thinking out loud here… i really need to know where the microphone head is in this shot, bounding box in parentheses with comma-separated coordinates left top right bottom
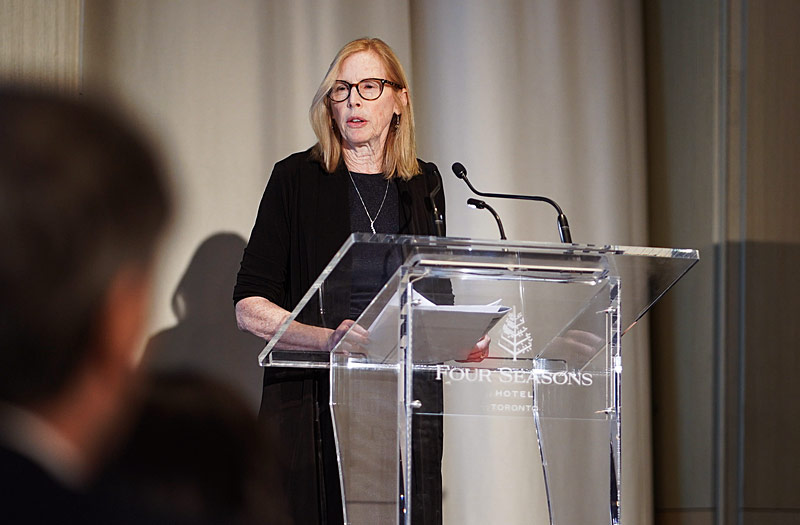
(451, 162, 467, 180)
(467, 198, 485, 210)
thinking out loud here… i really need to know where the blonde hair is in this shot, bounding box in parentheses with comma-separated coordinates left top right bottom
(309, 38, 420, 180)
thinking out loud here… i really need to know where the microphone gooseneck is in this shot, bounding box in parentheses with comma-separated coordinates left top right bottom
(467, 198, 506, 240)
(428, 168, 445, 237)
(451, 162, 573, 243)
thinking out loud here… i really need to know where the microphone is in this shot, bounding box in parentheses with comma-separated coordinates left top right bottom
(452, 162, 573, 243)
(467, 198, 506, 240)
(428, 167, 445, 237)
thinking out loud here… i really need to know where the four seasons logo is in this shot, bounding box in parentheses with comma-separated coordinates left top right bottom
(434, 305, 595, 389)
(497, 306, 532, 360)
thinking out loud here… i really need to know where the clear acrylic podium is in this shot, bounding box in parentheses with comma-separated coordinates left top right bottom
(258, 234, 698, 524)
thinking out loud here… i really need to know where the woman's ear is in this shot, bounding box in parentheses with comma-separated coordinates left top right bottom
(395, 89, 409, 112)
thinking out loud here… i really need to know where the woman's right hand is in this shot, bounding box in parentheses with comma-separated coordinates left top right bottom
(324, 319, 370, 353)
(236, 297, 368, 353)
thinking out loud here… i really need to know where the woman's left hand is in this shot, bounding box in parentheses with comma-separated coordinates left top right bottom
(456, 334, 491, 363)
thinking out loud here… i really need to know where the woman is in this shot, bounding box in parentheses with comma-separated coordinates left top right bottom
(234, 38, 485, 524)
(234, 37, 442, 350)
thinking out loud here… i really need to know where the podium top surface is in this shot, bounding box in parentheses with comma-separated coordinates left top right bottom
(258, 234, 698, 367)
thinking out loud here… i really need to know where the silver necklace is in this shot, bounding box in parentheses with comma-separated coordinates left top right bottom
(348, 170, 390, 234)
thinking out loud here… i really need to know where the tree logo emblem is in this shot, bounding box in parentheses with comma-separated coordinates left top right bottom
(497, 306, 533, 360)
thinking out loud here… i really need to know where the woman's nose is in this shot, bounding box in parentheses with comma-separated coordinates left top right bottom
(347, 87, 362, 107)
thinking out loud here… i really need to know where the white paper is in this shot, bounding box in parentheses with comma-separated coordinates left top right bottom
(364, 290, 510, 364)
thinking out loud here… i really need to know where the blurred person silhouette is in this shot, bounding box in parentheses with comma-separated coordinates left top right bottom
(0, 86, 171, 523)
(97, 370, 290, 524)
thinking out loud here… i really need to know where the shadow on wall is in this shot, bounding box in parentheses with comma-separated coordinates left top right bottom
(145, 232, 264, 415)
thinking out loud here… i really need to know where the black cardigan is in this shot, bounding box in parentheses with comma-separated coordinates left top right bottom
(233, 149, 447, 524)
(233, 148, 445, 313)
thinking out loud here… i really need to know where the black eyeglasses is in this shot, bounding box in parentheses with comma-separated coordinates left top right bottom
(327, 78, 402, 102)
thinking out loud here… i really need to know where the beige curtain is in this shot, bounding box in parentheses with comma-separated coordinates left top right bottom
(79, 0, 650, 522)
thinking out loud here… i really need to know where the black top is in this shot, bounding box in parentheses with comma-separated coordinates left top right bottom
(347, 171, 399, 234)
(347, 172, 400, 317)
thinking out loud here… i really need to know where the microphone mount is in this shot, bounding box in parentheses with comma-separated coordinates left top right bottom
(428, 168, 445, 237)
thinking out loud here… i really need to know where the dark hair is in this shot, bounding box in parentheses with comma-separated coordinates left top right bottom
(0, 86, 171, 404)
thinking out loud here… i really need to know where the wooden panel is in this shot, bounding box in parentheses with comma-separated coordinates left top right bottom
(647, 0, 800, 521)
(724, 0, 746, 244)
(0, 0, 82, 91)
(643, 0, 718, 511)
(743, 511, 800, 525)
(655, 509, 714, 525)
(737, 0, 800, 513)
(721, 241, 744, 521)
(742, 242, 800, 508)
(745, 0, 800, 243)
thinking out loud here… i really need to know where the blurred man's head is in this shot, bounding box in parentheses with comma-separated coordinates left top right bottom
(0, 86, 171, 462)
